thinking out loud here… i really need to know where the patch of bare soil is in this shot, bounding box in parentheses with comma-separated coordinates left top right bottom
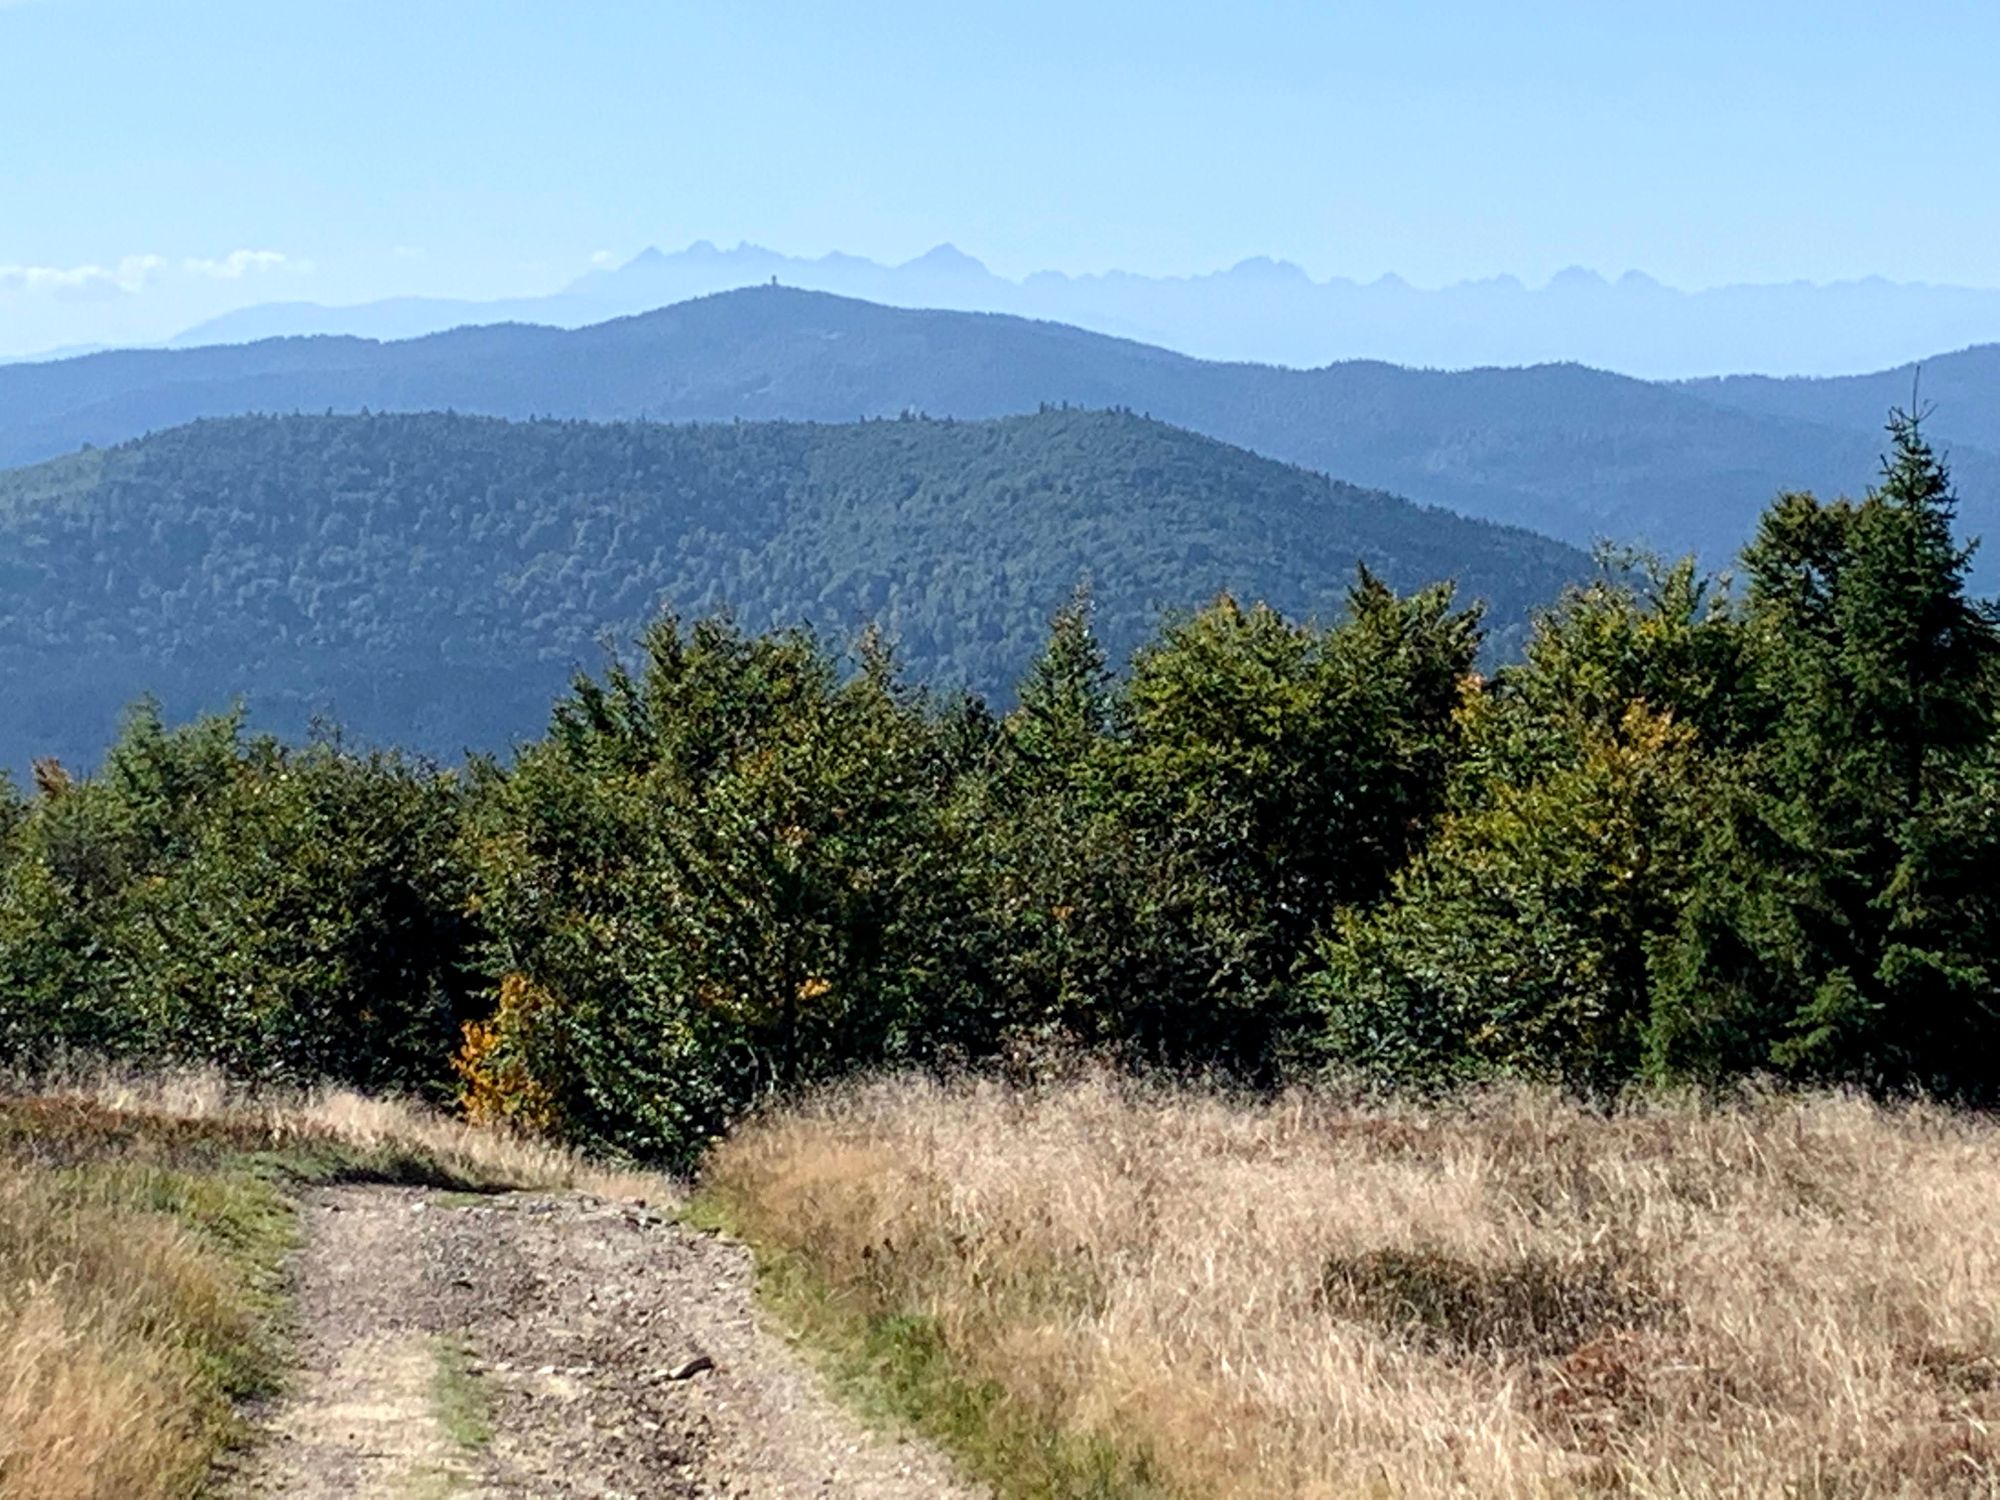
(230, 1183, 982, 1498)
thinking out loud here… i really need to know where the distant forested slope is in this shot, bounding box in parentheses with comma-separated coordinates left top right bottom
(5, 287, 1990, 579)
(0, 407, 1588, 769)
(1682, 343, 2000, 455)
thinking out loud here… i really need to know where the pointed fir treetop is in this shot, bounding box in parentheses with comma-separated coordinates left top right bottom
(1010, 583, 1111, 773)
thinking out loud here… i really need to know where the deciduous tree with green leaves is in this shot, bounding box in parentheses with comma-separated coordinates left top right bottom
(464, 614, 998, 1162)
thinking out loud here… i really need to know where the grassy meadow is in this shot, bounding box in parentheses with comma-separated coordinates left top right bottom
(8, 1067, 1999, 1498)
(705, 1074, 2000, 1499)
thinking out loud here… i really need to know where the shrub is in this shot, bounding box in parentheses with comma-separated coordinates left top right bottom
(463, 615, 999, 1163)
(0, 705, 478, 1095)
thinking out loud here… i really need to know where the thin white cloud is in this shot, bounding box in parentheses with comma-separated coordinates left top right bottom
(0, 254, 164, 295)
(0, 249, 306, 299)
(589, 249, 619, 269)
(183, 248, 303, 279)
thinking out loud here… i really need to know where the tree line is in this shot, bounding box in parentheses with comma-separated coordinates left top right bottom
(3, 412, 1994, 1165)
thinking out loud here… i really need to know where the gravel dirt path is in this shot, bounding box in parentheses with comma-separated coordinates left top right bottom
(230, 1183, 983, 1498)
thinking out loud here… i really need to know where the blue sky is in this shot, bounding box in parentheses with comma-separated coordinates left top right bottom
(4, 0, 1999, 354)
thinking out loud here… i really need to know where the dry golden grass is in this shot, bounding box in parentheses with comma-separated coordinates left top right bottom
(69, 1065, 659, 1202)
(0, 1068, 662, 1498)
(0, 1173, 237, 1499)
(709, 1072, 2000, 1498)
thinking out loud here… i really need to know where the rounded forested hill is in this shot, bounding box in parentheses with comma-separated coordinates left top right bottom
(0, 407, 1588, 769)
(13, 286, 1993, 583)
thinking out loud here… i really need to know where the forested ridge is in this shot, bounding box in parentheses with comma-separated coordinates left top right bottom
(7, 285, 1998, 577)
(4, 411, 1995, 1167)
(1682, 343, 2000, 452)
(0, 405, 1586, 769)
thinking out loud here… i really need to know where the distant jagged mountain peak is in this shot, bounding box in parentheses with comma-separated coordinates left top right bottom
(1221, 255, 1313, 284)
(610, 239, 777, 272)
(899, 243, 991, 276)
(151, 239, 2000, 377)
(1548, 266, 1610, 292)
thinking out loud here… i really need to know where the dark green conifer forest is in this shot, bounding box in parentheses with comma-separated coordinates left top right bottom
(3, 413, 1995, 1165)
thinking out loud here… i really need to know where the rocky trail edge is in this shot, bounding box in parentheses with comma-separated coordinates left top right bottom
(226, 1182, 984, 1498)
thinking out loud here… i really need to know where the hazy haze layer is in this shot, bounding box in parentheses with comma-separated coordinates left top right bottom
(165, 243, 2000, 380)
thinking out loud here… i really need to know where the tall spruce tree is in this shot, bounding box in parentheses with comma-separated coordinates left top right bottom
(1007, 585, 1112, 785)
(1655, 412, 2000, 1092)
